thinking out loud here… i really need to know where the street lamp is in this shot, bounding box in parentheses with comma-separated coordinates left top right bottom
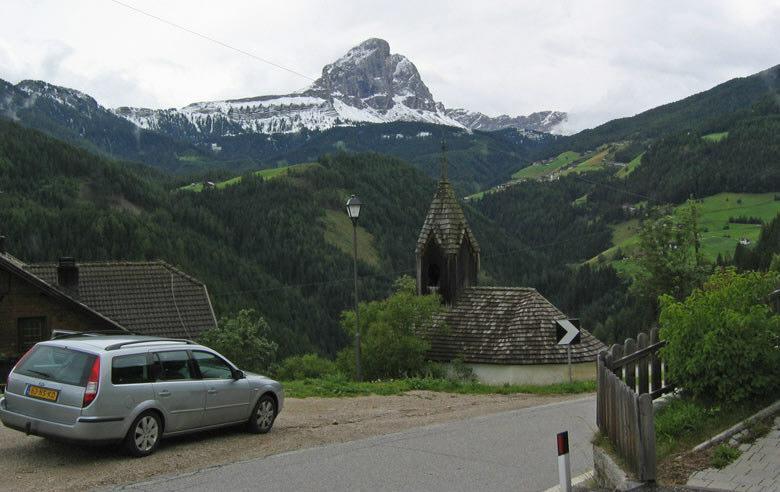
(346, 195, 363, 381)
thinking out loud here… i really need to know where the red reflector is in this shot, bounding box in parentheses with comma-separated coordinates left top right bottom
(557, 431, 569, 456)
(83, 357, 100, 407)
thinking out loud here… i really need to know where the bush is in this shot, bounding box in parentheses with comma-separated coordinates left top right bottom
(274, 353, 337, 380)
(659, 269, 780, 404)
(339, 276, 442, 380)
(199, 309, 278, 373)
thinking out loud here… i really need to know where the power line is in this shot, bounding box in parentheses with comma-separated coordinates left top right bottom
(107, 0, 317, 82)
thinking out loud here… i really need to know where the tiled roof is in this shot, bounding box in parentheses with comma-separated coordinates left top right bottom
(423, 286, 606, 365)
(26, 261, 217, 339)
(415, 179, 480, 256)
(0, 253, 126, 332)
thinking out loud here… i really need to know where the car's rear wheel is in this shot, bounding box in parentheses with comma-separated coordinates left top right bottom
(247, 394, 276, 434)
(125, 411, 162, 457)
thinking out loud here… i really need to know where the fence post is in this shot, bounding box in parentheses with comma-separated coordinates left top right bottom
(636, 332, 649, 395)
(609, 344, 624, 379)
(638, 393, 656, 481)
(624, 338, 637, 392)
(650, 328, 662, 394)
(596, 351, 604, 432)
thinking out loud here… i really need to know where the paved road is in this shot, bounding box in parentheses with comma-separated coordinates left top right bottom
(121, 395, 596, 492)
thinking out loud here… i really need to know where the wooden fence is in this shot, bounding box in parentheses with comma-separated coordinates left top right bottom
(596, 328, 674, 482)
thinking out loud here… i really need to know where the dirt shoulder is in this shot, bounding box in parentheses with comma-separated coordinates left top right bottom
(0, 391, 585, 491)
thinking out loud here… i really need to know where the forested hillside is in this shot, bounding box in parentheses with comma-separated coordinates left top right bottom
(0, 120, 614, 358)
(535, 64, 779, 159)
(0, 78, 554, 194)
(471, 94, 780, 343)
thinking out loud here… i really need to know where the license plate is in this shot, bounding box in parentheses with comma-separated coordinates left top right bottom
(27, 385, 59, 402)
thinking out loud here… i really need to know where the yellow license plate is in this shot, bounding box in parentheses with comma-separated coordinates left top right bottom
(27, 385, 59, 402)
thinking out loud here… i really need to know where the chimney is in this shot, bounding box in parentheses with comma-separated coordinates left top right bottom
(57, 257, 79, 297)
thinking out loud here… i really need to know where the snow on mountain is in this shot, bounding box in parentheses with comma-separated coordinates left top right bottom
(443, 107, 567, 133)
(112, 38, 566, 137)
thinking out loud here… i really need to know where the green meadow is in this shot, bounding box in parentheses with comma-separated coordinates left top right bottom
(181, 162, 319, 192)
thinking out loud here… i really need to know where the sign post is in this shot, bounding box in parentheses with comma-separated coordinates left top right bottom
(555, 319, 581, 384)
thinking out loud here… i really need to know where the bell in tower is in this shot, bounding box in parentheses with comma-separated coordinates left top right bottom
(415, 143, 480, 304)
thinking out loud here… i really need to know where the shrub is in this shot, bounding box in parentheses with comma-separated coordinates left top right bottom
(659, 269, 780, 404)
(339, 276, 442, 380)
(449, 357, 476, 382)
(711, 444, 741, 469)
(274, 353, 337, 380)
(199, 309, 278, 373)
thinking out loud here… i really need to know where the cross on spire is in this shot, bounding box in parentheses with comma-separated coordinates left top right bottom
(439, 140, 448, 181)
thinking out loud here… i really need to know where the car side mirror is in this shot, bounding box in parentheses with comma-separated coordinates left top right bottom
(233, 369, 245, 380)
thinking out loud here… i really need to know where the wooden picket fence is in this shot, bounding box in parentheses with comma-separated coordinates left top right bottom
(596, 328, 674, 482)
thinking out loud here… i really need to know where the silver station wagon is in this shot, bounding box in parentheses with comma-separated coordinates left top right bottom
(0, 335, 284, 456)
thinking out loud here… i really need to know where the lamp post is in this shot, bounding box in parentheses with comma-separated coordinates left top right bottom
(346, 195, 363, 381)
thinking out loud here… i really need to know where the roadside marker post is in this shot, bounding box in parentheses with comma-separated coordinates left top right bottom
(557, 431, 572, 492)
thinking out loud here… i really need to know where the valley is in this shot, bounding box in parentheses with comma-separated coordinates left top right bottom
(0, 41, 778, 357)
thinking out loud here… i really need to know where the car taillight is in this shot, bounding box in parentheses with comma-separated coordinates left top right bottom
(83, 357, 100, 407)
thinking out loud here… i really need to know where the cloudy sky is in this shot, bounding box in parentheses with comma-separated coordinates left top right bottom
(1, 0, 778, 131)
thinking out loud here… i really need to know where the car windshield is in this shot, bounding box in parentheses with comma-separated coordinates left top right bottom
(14, 345, 95, 387)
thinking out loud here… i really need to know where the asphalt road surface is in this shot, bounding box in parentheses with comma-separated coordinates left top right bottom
(121, 395, 596, 492)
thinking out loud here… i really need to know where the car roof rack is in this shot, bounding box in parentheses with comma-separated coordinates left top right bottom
(51, 330, 132, 340)
(105, 338, 196, 351)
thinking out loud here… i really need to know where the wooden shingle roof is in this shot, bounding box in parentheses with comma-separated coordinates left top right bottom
(26, 261, 217, 339)
(415, 179, 480, 256)
(424, 286, 606, 365)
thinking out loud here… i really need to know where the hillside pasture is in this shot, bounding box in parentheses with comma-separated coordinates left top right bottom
(702, 131, 729, 142)
(181, 162, 319, 192)
(561, 149, 609, 176)
(321, 209, 381, 268)
(511, 150, 580, 180)
(589, 192, 780, 274)
(616, 152, 644, 178)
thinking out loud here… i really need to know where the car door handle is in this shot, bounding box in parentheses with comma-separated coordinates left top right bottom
(207, 389, 217, 394)
(158, 390, 171, 397)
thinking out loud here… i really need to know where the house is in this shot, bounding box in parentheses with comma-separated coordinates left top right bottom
(0, 240, 217, 381)
(415, 155, 606, 385)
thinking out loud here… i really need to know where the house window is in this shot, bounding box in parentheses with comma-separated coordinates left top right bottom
(17, 317, 47, 353)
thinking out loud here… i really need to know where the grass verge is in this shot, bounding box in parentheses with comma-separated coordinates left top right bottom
(655, 396, 770, 461)
(282, 376, 596, 399)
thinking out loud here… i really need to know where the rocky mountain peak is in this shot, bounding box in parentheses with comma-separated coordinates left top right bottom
(307, 38, 436, 113)
(109, 38, 566, 135)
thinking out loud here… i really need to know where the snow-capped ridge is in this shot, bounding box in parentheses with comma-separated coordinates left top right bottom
(111, 38, 566, 137)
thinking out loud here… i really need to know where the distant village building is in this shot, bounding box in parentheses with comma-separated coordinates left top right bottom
(739, 238, 751, 246)
(415, 152, 605, 385)
(0, 242, 217, 382)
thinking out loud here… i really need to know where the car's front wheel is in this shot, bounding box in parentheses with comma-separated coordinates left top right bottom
(125, 411, 162, 457)
(247, 394, 276, 434)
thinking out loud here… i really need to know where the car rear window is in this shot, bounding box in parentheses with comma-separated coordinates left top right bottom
(14, 345, 96, 387)
(112, 353, 152, 385)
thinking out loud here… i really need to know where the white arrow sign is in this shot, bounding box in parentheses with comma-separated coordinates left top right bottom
(556, 319, 581, 345)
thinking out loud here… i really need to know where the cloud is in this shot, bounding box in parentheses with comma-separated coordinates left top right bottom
(0, 0, 778, 131)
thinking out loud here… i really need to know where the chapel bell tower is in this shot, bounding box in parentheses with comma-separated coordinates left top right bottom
(415, 144, 480, 304)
